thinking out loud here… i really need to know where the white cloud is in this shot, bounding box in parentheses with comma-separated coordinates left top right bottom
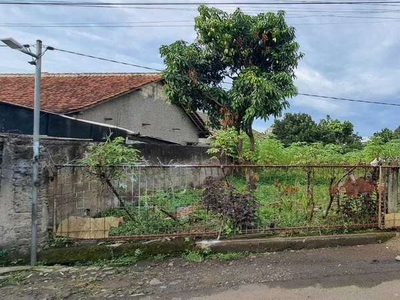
(1, 1, 400, 137)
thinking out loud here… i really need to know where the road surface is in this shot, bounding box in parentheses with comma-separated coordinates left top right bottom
(2, 237, 400, 299)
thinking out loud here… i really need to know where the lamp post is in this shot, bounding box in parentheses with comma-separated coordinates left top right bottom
(1, 38, 42, 266)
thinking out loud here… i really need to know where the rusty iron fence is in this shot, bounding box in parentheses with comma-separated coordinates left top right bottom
(48, 164, 399, 241)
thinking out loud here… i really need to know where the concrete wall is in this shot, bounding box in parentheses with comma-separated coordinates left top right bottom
(75, 82, 200, 145)
(0, 135, 89, 252)
(0, 134, 214, 252)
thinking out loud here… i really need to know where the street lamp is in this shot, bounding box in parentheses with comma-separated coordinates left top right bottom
(1, 38, 43, 266)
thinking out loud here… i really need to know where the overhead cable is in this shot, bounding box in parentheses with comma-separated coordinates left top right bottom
(34, 46, 400, 108)
(51, 47, 163, 72)
(298, 93, 400, 107)
(3, 1, 400, 7)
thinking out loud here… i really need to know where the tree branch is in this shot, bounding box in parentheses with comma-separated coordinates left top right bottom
(201, 89, 224, 108)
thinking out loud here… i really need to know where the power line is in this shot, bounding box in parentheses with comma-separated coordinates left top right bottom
(216, 81, 400, 107)
(0, 23, 193, 28)
(3, 16, 400, 28)
(51, 47, 163, 72)
(1, 21, 400, 28)
(31, 46, 400, 109)
(3, 1, 400, 7)
(298, 93, 400, 107)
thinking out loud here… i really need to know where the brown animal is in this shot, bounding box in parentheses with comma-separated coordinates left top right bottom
(340, 177, 375, 198)
(56, 216, 124, 239)
(326, 170, 376, 217)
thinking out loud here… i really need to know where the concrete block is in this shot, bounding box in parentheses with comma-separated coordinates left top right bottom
(385, 213, 400, 228)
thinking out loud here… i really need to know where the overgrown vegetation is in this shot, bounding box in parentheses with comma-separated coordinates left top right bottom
(202, 176, 257, 231)
(96, 165, 378, 238)
(100, 189, 222, 236)
(73, 114, 397, 239)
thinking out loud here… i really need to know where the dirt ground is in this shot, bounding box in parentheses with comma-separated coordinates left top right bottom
(2, 237, 400, 300)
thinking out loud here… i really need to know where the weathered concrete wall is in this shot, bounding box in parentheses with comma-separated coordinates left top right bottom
(75, 82, 200, 145)
(0, 135, 89, 252)
(0, 134, 214, 252)
(135, 143, 213, 165)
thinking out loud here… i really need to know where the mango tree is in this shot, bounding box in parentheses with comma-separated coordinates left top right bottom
(160, 5, 303, 155)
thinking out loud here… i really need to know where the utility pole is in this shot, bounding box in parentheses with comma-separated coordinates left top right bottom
(31, 39, 42, 266)
(1, 38, 45, 266)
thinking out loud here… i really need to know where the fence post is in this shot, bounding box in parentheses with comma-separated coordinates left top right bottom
(388, 164, 399, 214)
(378, 166, 383, 228)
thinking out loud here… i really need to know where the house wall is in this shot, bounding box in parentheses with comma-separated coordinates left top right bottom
(75, 82, 200, 145)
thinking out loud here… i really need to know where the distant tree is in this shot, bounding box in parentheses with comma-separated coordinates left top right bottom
(160, 5, 303, 154)
(373, 128, 395, 143)
(272, 113, 362, 151)
(394, 125, 400, 139)
(272, 113, 319, 146)
(318, 115, 362, 151)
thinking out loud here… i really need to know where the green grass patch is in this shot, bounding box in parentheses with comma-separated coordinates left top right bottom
(208, 252, 248, 261)
(182, 250, 204, 263)
(0, 271, 30, 287)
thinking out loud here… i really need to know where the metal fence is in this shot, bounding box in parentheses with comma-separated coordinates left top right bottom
(49, 164, 399, 241)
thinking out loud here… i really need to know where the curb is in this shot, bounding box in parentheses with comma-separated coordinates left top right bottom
(1, 232, 397, 266)
(196, 232, 397, 253)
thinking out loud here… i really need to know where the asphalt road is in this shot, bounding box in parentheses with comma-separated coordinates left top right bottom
(2, 237, 400, 299)
(166, 237, 400, 300)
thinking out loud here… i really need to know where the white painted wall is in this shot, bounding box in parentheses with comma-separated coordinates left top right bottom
(75, 82, 200, 145)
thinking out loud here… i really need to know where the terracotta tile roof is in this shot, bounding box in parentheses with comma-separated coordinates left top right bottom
(0, 73, 162, 114)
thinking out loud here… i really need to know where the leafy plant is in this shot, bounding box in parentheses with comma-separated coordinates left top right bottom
(182, 250, 204, 263)
(80, 136, 141, 219)
(207, 128, 240, 162)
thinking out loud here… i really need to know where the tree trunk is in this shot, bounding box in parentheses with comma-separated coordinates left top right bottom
(103, 175, 135, 221)
(237, 135, 244, 163)
(248, 127, 255, 153)
(244, 127, 256, 186)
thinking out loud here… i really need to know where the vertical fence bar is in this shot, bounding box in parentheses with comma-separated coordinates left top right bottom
(52, 168, 58, 238)
(378, 166, 383, 228)
(388, 165, 399, 214)
(138, 166, 141, 215)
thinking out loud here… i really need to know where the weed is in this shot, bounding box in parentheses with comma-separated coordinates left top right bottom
(45, 236, 74, 249)
(153, 254, 168, 262)
(209, 252, 247, 261)
(182, 250, 204, 263)
(0, 271, 29, 287)
(110, 254, 138, 266)
(0, 249, 8, 258)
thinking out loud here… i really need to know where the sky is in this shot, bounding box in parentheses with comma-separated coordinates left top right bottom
(1, 1, 400, 138)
